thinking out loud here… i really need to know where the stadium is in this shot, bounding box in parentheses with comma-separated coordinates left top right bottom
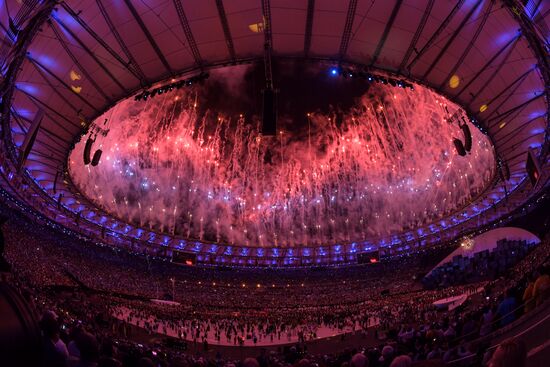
(0, 1, 549, 366)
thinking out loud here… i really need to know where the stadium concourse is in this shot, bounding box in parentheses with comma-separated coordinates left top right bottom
(1, 1, 550, 367)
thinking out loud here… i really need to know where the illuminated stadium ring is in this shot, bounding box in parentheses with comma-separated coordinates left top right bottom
(38, 63, 516, 265)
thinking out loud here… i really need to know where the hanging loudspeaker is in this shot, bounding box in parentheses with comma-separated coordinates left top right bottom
(460, 123, 472, 152)
(261, 88, 277, 136)
(453, 139, 466, 156)
(91, 149, 102, 166)
(83, 137, 93, 165)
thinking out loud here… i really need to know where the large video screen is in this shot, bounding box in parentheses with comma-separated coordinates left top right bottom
(171, 250, 197, 266)
(357, 250, 380, 264)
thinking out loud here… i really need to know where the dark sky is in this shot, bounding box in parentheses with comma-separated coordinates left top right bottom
(194, 60, 374, 137)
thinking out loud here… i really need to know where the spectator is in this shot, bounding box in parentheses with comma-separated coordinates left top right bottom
(40, 311, 68, 367)
(243, 358, 260, 367)
(73, 331, 100, 367)
(350, 353, 368, 367)
(379, 345, 394, 367)
(479, 306, 494, 337)
(137, 357, 155, 367)
(1, 204, 550, 367)
(533, 265, 550, 306)
(410, 361, 445, 367)
(495, 289, 517, 327)
(522, 272, 537, 313)
(389, 355, 412, 367)
(487, 338, 527, 367)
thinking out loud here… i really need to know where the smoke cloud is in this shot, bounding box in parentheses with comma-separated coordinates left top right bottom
(69, 65, 495, 248)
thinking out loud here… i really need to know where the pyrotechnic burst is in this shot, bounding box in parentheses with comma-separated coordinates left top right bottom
(69, 65, 495, 248)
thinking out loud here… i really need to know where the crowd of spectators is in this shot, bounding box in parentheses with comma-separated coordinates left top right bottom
(2, 206, 453, 309)
(423, 240, 537, 289)
(1, 204, 549, 367)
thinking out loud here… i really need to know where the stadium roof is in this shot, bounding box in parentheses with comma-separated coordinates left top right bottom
(0, 0, 548, 265)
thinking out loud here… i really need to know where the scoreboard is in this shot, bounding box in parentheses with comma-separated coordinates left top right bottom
(171, 250, 197, 266)
(357, 250, 380, 264)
